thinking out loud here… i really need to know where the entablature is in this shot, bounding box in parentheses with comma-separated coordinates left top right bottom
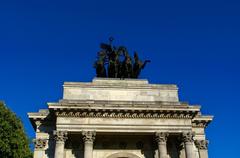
(28, 109, 55, 131)
(192, 115, 213, 128)
(49, 102, 200, 120)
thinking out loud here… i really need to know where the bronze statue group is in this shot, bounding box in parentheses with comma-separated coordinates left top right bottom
(94, 39, 150, 79)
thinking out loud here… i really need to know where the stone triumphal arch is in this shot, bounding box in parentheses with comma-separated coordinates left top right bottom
(29, 78, 212, 158)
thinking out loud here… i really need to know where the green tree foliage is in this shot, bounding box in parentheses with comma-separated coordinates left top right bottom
(0, 101, 32, 158)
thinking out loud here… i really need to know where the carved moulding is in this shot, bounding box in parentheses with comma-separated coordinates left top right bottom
(55, 109, 197, 119)
(192, 120, 211, 128)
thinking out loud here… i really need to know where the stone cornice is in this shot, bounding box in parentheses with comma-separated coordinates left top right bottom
(63, 78, 178, 90)
(49, 100, 200, 119)
(28, 109, 56, 132)
(48, 101, 200, 110)
(51, 99, 195, 106)
(53, 108, 198, 119)
(192, 116, 213, 128)
(28, 109, 49, 119)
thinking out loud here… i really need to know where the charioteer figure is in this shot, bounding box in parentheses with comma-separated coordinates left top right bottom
(94, 38, 150, 79)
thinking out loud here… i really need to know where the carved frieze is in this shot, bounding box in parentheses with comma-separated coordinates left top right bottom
(55, 109, 196, 119)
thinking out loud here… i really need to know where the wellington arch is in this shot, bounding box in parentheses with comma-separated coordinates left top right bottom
(28, 41, 213, 158)
(28, 78, 212, 158)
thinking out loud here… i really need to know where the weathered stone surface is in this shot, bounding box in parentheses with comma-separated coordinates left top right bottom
(56, 117, 192, 133)
(63, 78, 179, 102)
(28, 78, 213, 158)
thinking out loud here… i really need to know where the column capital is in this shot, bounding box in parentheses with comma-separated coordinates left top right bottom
(54, 130, 68, 142)
(33, 138, 47, 150)
(195, 140, 209, 150)
(182, 132, 195, 143)
(155, 132, 169, 143)
(82, 131, 96, 143)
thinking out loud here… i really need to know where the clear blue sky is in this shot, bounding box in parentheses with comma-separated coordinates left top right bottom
(0, 0, 240, 157)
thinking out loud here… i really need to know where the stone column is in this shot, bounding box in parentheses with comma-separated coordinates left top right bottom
(176, 138, 185, 158)
(54, 131, 68, 158)
(182, 132, 195, 158)
(82, 131, 96, 158)
(33, 138, 47, 158)
(179, 145, 186, 158)
(195, 140, 209, 158)
(155, 132, 169, 158)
